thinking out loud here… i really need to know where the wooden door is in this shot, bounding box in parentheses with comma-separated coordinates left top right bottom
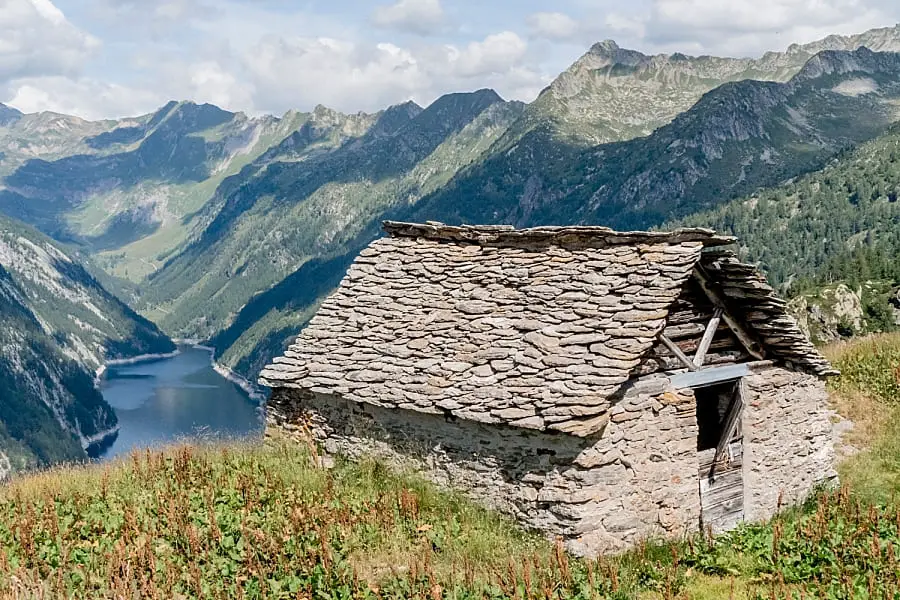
(695, 380, 744, 533)
(698, 439, 743, 533)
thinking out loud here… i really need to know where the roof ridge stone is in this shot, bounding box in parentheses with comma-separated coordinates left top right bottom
(383, 220, 737, 248)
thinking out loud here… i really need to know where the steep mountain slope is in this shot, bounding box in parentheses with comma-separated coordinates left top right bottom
(0, 266, 115, 475)
(142, 90, 522, 338)
(0, 215, 173, 477)
(0, 214, 174, 371)
(0, 104, 22, 127)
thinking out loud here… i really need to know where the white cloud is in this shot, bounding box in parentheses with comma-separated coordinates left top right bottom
(525, 9, 647, 48)
(92, 0, 214, 24)
(5, 58, 253, 119)
(527, 12, 580, 41)
(604, 13, 647, 40)
(441, 32, 528, 77)
(0, 0, 99, 82)
(6, 76, 162, 119)
(371, 0, 446, 35)
(184, 61, 254, 111)
(242, 31, 542, 114)
(642, 0, 895, 55)
(244, 37, 423, 113)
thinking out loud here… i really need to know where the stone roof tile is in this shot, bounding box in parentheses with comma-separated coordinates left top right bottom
(260, 222, 834, 436)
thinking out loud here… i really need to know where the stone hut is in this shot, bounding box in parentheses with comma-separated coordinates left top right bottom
(260, 221, 837, 555)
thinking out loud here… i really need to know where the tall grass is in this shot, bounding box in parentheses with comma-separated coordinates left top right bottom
(0, 442, 694, 600)
(825, 332, 900, 403)
(825, 333, 900, 504)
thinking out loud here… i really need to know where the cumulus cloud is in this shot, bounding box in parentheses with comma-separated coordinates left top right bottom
(5, 76, 162, 119)
(371, 0, 446, 35)
(527, 12, 580, 41)
(242, 31, 543, 114)
(184, 61, 254, 111)
(439, 32, 528, 77)
(640, 0, 895, 55)
(0, 0, 99, 82)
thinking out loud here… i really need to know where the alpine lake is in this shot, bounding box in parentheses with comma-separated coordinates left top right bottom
(91, 346, 264, 460)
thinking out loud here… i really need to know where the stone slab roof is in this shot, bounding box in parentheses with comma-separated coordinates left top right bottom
(260, 221, 833, 437)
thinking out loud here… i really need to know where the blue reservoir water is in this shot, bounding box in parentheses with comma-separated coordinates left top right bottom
(94, 346, 264, 460)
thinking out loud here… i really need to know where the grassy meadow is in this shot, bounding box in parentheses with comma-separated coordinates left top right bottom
(1, 335, 900, 599)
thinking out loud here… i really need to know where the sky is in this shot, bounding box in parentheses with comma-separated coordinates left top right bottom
(1, 0, 899, 120)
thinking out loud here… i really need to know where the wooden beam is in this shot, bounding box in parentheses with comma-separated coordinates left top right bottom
(692, 266, 766, 361)
(658, 334, 697, 371)
(693, 308, 723, 367)
(710, 385, 744, 481)
(668, 363, 751, 389)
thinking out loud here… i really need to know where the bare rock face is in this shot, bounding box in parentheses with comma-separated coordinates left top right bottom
(0, 450, 10, 481)
(788, 283, 863, 344)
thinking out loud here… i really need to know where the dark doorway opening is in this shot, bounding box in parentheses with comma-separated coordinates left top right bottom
(695, 380, 740, 451)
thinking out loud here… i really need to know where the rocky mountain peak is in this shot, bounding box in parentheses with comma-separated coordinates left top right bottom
(794, 47, 900, 83)
(590, 39, 620, 55)
(0, 103, 23, 126)
(311, 103, 348, 125)
(383, 100, 425, 124)
(579, 39, 648, 69)
(366, 100, 425, 138)
(411, 89, 505, 132)
(789, 23, 900, 56)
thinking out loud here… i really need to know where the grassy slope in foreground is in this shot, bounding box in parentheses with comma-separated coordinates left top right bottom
(1, 335, 899, 599)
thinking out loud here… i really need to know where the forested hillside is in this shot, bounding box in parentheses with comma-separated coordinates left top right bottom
(674, 123, 900, 335)
(676, 124, 900, 287)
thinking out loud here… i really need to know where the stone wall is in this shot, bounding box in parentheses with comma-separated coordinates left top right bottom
(267, 375, 701, 557)
(742, 366, 836, 522)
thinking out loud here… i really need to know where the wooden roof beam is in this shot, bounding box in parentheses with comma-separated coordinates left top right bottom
(693, 308, 723, 368)
(692, 265, 766, 361)
(659, 334, 698, 371)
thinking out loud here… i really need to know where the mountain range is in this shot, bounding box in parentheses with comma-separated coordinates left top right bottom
(3, 25, 900, 472)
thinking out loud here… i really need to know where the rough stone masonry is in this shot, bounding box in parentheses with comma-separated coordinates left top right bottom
(261, 221, 836, 555)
